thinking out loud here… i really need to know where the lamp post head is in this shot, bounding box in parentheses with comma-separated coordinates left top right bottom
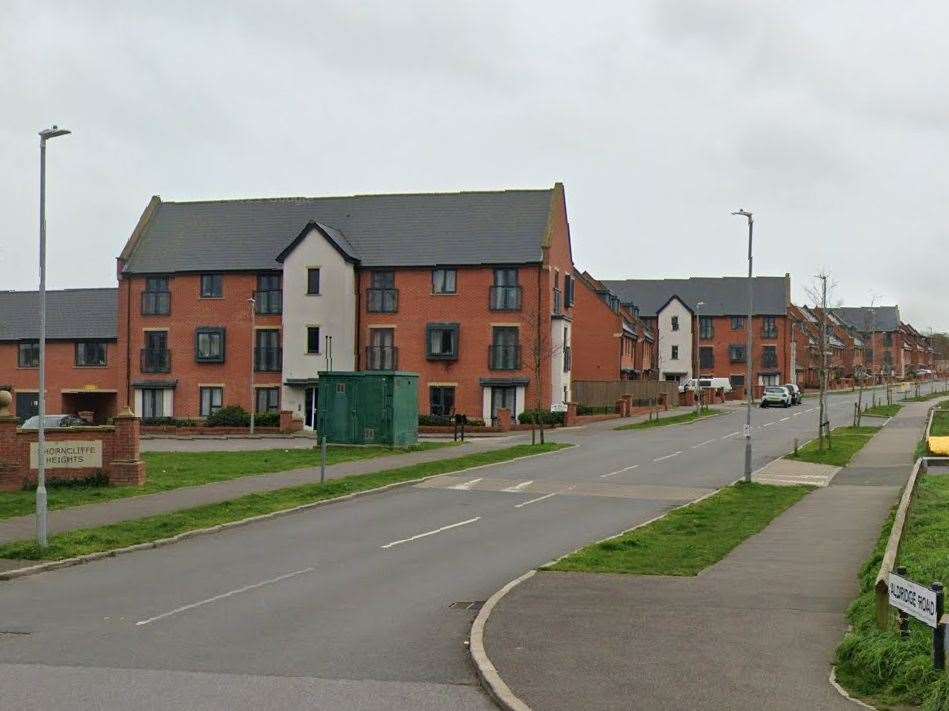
(731, 208, 753, 221)
(39, 125, 71, 141)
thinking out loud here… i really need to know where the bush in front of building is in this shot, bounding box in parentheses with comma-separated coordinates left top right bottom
(204, 406, 280, 428)
(140, 417, 199, 427)
(518, 409, 565, 426)
(418, 415, 487, 427)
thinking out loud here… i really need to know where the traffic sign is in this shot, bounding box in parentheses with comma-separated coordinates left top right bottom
(889, 573, 939, 628)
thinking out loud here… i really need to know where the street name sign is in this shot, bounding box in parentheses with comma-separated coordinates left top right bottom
(888, 573, 938, 628)
(30, 440, 102, 469)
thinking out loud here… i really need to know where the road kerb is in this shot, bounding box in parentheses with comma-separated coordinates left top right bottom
(0, 444, 576, 582)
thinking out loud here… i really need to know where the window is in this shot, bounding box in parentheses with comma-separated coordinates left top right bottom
(367, 328, 396, 370)
(563, 326, 572, 372)
(762, 316, 778, 339)
(699, 346, 714, 369)
(18, 341, 39, 368)
(762, 345, 778, 368)
(490, 326, 520, 370)
(731, 316, 745, 330)
(729, 374, 745, 388)
(426, 323, 459, 360)
(195, 328, 225, 363)
(671, 316, 679, 331)
(141, 388, 164, 419)
(368, 271, 398, 313)
(254, 329, 281, 371)
(564, 274, 575, 307)
(699, 317, 714, 340)
(307, 268, 321, 295)
(671, 345, 679, 360)
(490, 268, 521, 310)
(142, 331, 170, 373)
(307, 327, 321, 354)
(432, 268, 456, 294)
(200, 274, 222, 298)
(759, 374, 780, 386)
(729, 345, 746, 363)
(255, 274, 282, 314)
(199, 387, 223, 417)
(15, 392, 38, 423)
(142, 277, 170, 315)
(75, 341, 108, 367)
(430, 386, 455, 417)
(255, 387, 280, 414)
(884, 332, 893, 347)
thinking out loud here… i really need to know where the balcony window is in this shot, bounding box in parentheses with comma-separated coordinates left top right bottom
(195, 328, 225, 363)
(199, 387, 223, 417)
(489, 327, 520, 370)
(254, 329, 282, 372)
(729, 345, 746, 363)
(368, 271, 398, 313)
(490, 268, 521, 311)
(307, 268, 321, 295)
(255, 387, 280, 414)
(142, 277, 170, 315)
(553, 288, 563, 315)
(564, 274, 575, 307)
(430, 386, 455, 417)
(432, 268, 456, 294)
(141, 331, 169, 373)
(762, 317, 778, 339)
(762, 346, 778, 369)
(75, 341, 108, 367)
(18, 340, 39, 368)
(699, 346, 714, 369)
(255, 274, 283, 314)
(731, 316, 745, 330)
(426, 323, 459, 360)
(367, 328, 397, 370)
(200, 274, 222, 298)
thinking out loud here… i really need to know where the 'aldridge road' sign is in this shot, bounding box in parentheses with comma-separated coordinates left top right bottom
(30, 441, 103, 470)
(889, 572, 938, 628)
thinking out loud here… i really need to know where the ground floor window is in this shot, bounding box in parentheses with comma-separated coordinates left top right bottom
(729, 374, 745, 389)
(142, 388, 164, 419)
(256, 387, 280, 414)
(430, 386, 456, 417)
(15, 392, 38, 423)
(199, 387, 223, 417)
(758, 374, 780, 386)
(490, 386, 516, 420)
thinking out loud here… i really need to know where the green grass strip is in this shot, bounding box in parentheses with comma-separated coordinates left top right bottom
(0, 442, 453, 521)
(930, 410, 949, 437)
(863, 404, 901, 418)
(784, 426, 879, 467)
(0, 443, 569, 562)
(904, 389, 949, 403)
(835, 472, 949, 710)
(614, 408, 724, 431)
(544, 482, 810, 576)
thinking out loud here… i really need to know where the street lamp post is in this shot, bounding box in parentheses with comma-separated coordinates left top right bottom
(36, 125, 70, 548)
(732, 209, 754, 483)
(248, 296, 256, 435)
(694, 301, 705, 415)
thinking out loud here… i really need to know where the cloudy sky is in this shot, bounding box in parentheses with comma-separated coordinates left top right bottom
(2, 0, 946, 330)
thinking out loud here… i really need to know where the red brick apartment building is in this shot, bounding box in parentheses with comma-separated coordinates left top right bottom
(113, 184, 577, 424)
(570, 271, 656, 381)
(830, 306, 936, 379)
(0, 289, 120, 423)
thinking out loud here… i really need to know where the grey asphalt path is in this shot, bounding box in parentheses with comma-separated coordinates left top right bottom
(484, 395, 938, 711)
(0, 384, 937, 710)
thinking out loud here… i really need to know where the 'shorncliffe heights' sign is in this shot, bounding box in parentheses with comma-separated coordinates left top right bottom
(29, 441, 103, 470)
(888, 572, 939, 628)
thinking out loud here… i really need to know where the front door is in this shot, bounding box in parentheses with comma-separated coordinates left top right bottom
(490, 386, 516, 421)
(304, 387, 318, 430)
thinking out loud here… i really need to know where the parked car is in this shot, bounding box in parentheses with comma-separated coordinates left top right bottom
(20, 414, 89, 429)
(782, 383, 803, 404)
(678, 377, 733, 394)
(760, 386, 792, 408)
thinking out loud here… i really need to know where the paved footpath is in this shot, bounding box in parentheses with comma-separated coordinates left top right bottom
(484, 398, 941, 710)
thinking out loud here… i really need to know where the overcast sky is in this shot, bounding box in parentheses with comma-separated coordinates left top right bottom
(2, 1, 946, 331)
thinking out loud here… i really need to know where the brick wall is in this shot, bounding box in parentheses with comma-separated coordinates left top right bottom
(571, 275, 621, 381)
(694, 315, 792, 384)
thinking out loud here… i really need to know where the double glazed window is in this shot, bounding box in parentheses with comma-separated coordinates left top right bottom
(307, 268, 321, 295)
(762, 345, 778, 368)
(254, 330, 281, 372)
(430, 386, 455, 417)
(142, 277, 170, 315)
(731, 316, 745, 330)
(141, 388, 164, 419)
(699, 346, 714, 369)
(368, 271, 398, 313)
(142, 331, 170, 373)
(671, 316, 679, 331)
(729, 345, 746, 363)
(75, 341, 108, 367)
(255, 387, 280, 414)
(729, 374, 745, 388)
(699, 317, 714, 340)
(367, 328, 396, 370)
(490, 327, 520, 370)
(426, 323, 459, 360)
(199, 387, 223, 417)
(671, 345, 679, 360)
(195, 328, 225, 363)
(762, 317, 778, 339)
(307, 326, 321, 354)
(255, 274, 282, 314)
(18, 341, 39, 368)
(432, 268, 456, 294)
(200, 274, 222, 298)
(490, 268, 521, 310)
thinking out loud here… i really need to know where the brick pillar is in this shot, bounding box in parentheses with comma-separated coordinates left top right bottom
(615, 399, 629, 417)
(110, 406, 146, 486)
(497, 408, 513, 431)
(0, 391, 21, 491)
(279, 410, 303, 433)
(564, 402, 578, 427)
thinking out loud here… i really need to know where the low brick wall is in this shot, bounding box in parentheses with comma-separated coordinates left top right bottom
(141, 425, 284, 436)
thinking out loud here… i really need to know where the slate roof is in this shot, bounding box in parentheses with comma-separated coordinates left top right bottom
(0, 289, 117, 341)
(600, 277, 789, 317)
(830, 306, 901, 332)
(122, 189, 555, 273)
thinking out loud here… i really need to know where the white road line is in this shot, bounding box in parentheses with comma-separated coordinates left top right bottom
(515, 486, 575, 508)
(722, 432, 740, 439)
(600, 464, 640, 478)
(762, 422, 776, 428)
(779, 417, 790, 422)
(792, 412, 803, 417)
(502, 480, 533, 492)
(691, 439, 716, 449)
(380, 517, 481, 549)
(449, 478, 483, 491)
(653, 451, 682, 462)
(136, 567, 316, 626)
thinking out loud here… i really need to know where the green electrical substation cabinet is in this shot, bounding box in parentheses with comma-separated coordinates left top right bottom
(316, 371, 419, 446)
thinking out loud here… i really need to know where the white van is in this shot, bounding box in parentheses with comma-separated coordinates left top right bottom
(678, 377, 733, 394)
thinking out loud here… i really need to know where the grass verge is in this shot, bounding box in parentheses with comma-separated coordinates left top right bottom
(784, 426, 879, 467)
(904, 388, 949, 403)
(543, 482, 810, 576)
(614, 408, 724, 431)
(0, 443, 568, 562)
(863, 404, 901, 418)
(0, 442, 452, 521)
(930, 409, 949, 437)
(835, 472, 949, 710)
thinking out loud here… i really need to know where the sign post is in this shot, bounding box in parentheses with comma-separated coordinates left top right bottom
(888, 572, 945, 671)
(934, 582, 945, 672)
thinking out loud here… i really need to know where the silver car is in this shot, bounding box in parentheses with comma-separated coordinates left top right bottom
(760, 386, 791, 408)
(19, 414, 89, 429)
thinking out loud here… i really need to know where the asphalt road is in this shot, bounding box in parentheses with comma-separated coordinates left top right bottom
(0, 383, 937, 710)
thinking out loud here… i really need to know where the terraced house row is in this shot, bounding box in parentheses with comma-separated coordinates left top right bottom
(0, 183, 939, 426)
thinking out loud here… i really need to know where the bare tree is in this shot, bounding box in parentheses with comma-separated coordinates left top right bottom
(805, 272, 837, 450)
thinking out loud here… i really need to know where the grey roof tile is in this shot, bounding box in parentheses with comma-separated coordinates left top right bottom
(0, 288, 117, 341)
(830, 306, 901, 332)
(600, 277, 789, 317)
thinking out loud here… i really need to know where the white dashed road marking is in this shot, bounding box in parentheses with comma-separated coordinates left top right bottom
(722, 432, 740, 439)
(600, 464, 640, 478)
(501, 480, 533, 492)
(449, 478, 483, 491)
(653, 451, 682, 462)
(381, 517, 481, 549)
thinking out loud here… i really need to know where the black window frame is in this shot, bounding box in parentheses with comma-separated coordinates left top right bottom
(75, 340, 108, 367)
(729, 374, 746, 388)
(200, 274, 223, 299)
(255, 274, 283, 315)
(490, 268, 522, 311)
(729, 344, 747, 363)
(18, 340, 40, 368)
(368, 270, 398, 313)
(762, 316, 778, 339)
(307, 268, 321, 296)
(489, 326, 520, 370)
(195, 327, 226, 363)
(306, 326, 321, 354)
(699, 317, 714, 340)
(430, 386, 456, 418)
(564, 274, 575, 307)
(699, 346, 714, 370)
(731, 316, 745, 330)
(671, 316, 679, 331)
(254, 329, 282, 372)
(199, 386, 224, 417)
(762, 345, 778, 369)
(671, 345, 679, 360)
(255, 387, 280, 414)
(367, 327, 397, 370)
(432, 268, 457, 295)
(142, 276, 171, 315)
(426, 323, 460, 360)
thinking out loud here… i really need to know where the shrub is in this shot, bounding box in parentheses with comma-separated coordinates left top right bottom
(518, 409, 565, 426)
(419, 415, 486, 427)
(254, 412, 280, 427)
(205, 405, 250, 428)
(577, 405, 613, 415)
(140, 417, 198, 428)
(23, 470, 109, 491)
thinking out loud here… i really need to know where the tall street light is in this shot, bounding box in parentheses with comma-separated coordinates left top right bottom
(732, 209, 753, 483)
(248, 296, 256, 435)
(37, 125, 71, 548)
(694, 300, 705, 415)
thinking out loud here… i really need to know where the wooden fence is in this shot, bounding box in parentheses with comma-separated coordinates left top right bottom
(572, 380, 679, 407)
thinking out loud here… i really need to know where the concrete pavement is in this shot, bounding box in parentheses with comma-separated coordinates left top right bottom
(481, 396, 941, 710)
